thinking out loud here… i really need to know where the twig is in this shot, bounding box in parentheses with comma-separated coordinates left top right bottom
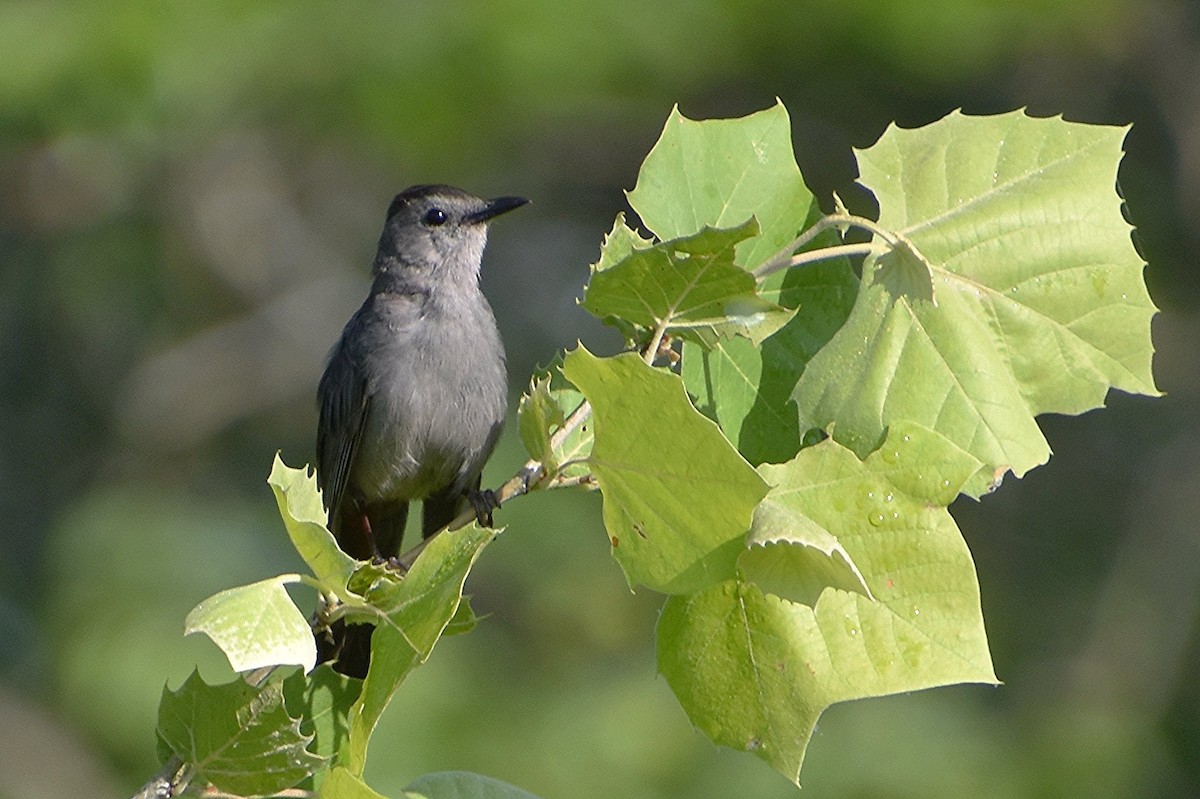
(129, 757, 187, 799)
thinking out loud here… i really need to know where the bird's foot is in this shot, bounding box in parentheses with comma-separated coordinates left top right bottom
(466, 488, 500, 528)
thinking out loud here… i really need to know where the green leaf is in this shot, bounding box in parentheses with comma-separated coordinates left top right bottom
(560, 346, 768, 594)
(442, 595, 481, 637)
(157, 670, 325, 796)
(594, 212, 654, 272)
(546, 386, 594, 481)
(587, 215, 656, 344)
(404, 771, 545, 799)
(682, 249, 859, 465)
(517, 374, 565, 471)
(657, 425, 996, 784)
(581, 219, 791, 346)
(282, 666, 362, 772)
(516, 360, 593, 484)
(320, 767, 387, 799)
(793, 110, 1160, 496)
(345, 523, 495, 775)
(184, 575, 316, 673)
(627, 101, 818, 268)
(739, 500, 872, 606)
(269, 455, 358, 592)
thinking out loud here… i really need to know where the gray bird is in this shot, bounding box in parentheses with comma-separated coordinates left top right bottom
(315, 184, 524, 675)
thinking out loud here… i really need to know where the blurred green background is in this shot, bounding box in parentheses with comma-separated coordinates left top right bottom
(2, 1, 1197, 797)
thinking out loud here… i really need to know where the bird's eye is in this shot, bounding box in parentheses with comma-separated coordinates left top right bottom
(423, 207, 448, 226)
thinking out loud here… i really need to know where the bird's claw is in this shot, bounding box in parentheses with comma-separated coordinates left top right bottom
(467, 488, 500, 527)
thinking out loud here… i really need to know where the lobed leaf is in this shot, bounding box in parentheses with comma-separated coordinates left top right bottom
(581, 219, 790, 346)
(793, 110, 1160, 496)
(157, 670, 325, 796)
(269, 455, 358, 592)
(561, 346, 767, 594)
(282, 666, 362, 777)
(594, 212, 654, 272)
(657, 425, 996, 784)
(627, 101, 818, 268)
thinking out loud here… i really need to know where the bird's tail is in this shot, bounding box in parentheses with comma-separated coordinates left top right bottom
(315, 618, 373, 679)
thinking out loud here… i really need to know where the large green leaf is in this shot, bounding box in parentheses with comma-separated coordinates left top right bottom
(157, 670, 325, 796)
(792, 110, 1160, 496)
(582, 219, 790, 346)
(344, 523, 494, 775)
(627, 101, 818, 268)
(282, 666, 362, 778)
(560, 346, 767, 594)
(657, 424, 996, 784)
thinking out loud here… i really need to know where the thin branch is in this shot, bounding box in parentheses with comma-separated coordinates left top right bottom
(129, 757, 187, 799)
(548, 472, 596, 490)
(394, 401, 594, 570)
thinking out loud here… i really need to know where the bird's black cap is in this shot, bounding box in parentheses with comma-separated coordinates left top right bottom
(385, 185, 528, 224)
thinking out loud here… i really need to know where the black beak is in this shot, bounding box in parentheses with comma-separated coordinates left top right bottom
(468, 195, 529, 224)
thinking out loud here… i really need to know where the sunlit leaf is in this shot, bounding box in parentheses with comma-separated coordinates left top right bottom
(269, 455, 358, 592)
(627, 102, 817, 268)
(561, 346, 767, 594)
(185, 575, 315, 673)
(658, 425, 996, 784)
(793, 110, 1160, 495)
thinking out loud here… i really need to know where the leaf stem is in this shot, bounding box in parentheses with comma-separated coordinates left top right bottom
(642, 316, 671, 367)
(781, 242, 878, 271)
(752, 213, 900, 280)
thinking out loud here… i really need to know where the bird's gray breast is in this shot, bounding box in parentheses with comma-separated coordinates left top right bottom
(351, 290, 507, 504)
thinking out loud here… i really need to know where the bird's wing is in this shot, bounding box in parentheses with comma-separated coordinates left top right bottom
(316, 337, 370, 525)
